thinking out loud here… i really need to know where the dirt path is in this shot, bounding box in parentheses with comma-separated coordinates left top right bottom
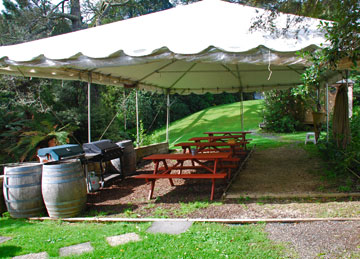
(87, 144, 359, 219)
(226, 144, 338, 199)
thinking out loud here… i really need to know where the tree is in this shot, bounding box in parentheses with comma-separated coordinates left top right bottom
(0, 0, 84, 45)
(235, 0, 359, 69)
(83, 0, 173, 26)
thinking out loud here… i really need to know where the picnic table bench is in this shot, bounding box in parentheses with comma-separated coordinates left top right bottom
(134, 152, 231, 200)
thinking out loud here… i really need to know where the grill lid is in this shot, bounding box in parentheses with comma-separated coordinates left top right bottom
(83, 140, 123, 162)
(83, 139, 120, 154)
(37, 144, 84, 161)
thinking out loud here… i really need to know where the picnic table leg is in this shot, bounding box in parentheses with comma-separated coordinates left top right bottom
(243, 134, 247, 150)
(210, 178, 215, 201)
(179, 160, 184, 174)
(213, 159, 218, 174)
(148, 180, 155, 200)
(227, 168, 231, 180)
(163, 160, 174, 186)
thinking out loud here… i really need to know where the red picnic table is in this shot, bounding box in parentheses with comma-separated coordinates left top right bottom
(174, 141, 244, 179)
(134, 152, 231, 200)
(174, 141, 247, 156)
(188, 135, 251, 149)
(203, 131, 252, 142)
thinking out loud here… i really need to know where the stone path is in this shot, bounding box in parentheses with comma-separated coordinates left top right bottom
(106, 233, 141, 247)
(8, 221, 191, 258)
(13, 252, 49, 259)
(59, 242, 94, 257)
(0, 236, 12, 244)
(147, 221, 193, 234)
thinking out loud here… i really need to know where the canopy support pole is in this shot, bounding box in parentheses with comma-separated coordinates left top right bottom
(240, 91, 244, 131)
(136, 89, 140, 147)
(326, 83, 329, 142)
(166, 92, 170, 143)
(235, 64, 244, 131)
(87, 74, 92, 143)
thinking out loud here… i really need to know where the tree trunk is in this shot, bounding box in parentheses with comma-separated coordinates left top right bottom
(312, 111, 325, 142)
(70, 0, 82, 31)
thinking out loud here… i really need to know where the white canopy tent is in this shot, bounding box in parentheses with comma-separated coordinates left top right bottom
(0, 0, 341, 143)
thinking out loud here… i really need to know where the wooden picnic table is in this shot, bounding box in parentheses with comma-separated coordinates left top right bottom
(134, 152, 231, 200)
(188, 135, 251, 149)
(204, 131, 252, 136)
(204, 131, 252, 142)
(174, 141, 247, 156)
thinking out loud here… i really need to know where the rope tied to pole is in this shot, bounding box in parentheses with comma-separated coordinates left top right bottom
(267, 49, 272, 81)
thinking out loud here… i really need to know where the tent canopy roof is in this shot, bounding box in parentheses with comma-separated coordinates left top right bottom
(0, 0, 339, 94)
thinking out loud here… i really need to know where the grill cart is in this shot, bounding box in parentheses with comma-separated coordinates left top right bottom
(82, 139, 124, 189)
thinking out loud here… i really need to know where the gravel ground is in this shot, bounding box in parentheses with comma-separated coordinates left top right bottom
(265, 221, 360, 259)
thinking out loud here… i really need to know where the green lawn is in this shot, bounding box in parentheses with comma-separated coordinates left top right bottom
(150, 99, 317, 150)
(0, 217, 285, 258)
(152, 100, 264, 149)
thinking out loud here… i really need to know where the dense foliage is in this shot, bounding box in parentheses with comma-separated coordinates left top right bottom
(0, 72, 244, 163)
(262, 89, 306, 133)
(317, 106, 360, 191)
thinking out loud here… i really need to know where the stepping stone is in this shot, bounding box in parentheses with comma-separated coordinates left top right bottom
(0, 236, 12, 244)
(59, 242, 93, 257)
(12, 252, 48, 259)
(106, 233, 141, 247)
(147, 221, 193, 235)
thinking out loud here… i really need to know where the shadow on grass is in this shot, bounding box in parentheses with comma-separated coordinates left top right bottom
(0, 217, 32, 230)
(0, 245, 22, 257)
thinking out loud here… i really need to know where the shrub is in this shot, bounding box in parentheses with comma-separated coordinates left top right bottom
(317, 107, 360, 190)
(263, 89, 306, 133)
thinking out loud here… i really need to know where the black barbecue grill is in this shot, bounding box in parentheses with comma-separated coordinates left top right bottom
(83, 140, 124, 187)
(38, 140, 124, 192)
(83, 140, 123, 162)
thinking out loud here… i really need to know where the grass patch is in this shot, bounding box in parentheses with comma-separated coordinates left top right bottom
(174, 201, 222, 217)
(151, 100, 264, 149)
(0, 216, 285, 258)
(147, 99, 326, 151)
(0, 216, 150, 258)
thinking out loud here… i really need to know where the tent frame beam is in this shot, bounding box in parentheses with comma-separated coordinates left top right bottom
(168, 63, 197, 89)
(158, 68, 306, 73)
(137, 60, 177, 84)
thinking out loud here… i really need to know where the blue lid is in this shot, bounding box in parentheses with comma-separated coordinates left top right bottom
(37, 144, 84, 161)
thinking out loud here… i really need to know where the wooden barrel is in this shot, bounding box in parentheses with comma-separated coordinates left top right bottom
(0, 175, 6, 215)
(3, 163, 44, 218)
(111, 140, 136, 176)
(42, 160, 87, 218)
